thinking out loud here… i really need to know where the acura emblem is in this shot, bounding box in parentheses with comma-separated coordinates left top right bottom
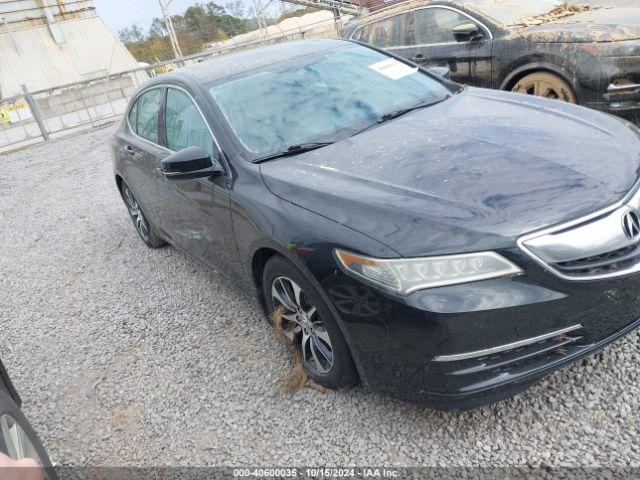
(622, 210, 640, 240)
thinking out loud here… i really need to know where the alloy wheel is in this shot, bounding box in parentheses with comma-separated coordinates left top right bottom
(123, 187, 150, 242)
(511, 73, 577, 103)
(271, 276, 334, 374)
(0, 414, 41, 463)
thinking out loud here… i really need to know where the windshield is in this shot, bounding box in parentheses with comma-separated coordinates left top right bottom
(465, 0, 568, 25)
(209, 43, 452, 159)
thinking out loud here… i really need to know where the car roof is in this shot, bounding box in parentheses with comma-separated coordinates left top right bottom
(172, 39, 351, 85)
(351, 0, 480, 25)
(351, 0, 621, 27)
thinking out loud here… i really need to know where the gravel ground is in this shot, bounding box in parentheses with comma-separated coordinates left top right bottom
(1, 123, 640, 468)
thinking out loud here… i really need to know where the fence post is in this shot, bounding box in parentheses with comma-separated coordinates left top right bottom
(21, 84, 49, 141)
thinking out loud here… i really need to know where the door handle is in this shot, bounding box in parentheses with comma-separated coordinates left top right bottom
(125, 145, 135, 155)
(411, 54, 424, 62)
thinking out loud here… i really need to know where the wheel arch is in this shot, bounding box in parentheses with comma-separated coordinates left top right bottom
(251, 246, 281, 313)
(248, 243, 371, 382)
(500, 62, 578, 101)
(250, 243, 317, 315)
(115, 174, 124, 193)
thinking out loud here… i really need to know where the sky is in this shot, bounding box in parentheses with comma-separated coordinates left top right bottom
(93, 0, 208, 35)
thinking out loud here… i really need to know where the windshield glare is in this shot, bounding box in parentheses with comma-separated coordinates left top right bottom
(209, 44, 451, 158)
(467, 0, 563, 25)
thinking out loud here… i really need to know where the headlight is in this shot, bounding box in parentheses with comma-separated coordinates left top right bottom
(334, 249, 522, 295)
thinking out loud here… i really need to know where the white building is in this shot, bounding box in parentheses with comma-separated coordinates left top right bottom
(0, 0, 139, 98)
(205, 10, 352, 55)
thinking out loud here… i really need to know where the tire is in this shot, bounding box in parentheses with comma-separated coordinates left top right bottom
(263, 255, 359, 389)
(0, 390, 58, 480)
(511, 72, 577, 104)
(120, 182, 166, 248)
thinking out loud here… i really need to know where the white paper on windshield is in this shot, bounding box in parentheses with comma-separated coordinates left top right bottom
(368, 58, 418, 80)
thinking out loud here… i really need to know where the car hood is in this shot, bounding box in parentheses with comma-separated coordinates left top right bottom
(517, 7, 640, 43)
(260, 88, 640, 257)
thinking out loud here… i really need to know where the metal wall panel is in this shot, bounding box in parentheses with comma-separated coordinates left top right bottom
(0, 0, 96, 30)
(0, 15, 139, 97)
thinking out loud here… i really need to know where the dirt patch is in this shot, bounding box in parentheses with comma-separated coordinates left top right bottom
(271, 305, 326, 394)
(112, 404, 143, 433)
(517, 2, 600, 26)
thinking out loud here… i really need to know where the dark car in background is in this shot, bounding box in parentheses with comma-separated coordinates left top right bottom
(0, 360, 56, 478)
(113, 39, 640, 409)
(343, 0, 640, 117)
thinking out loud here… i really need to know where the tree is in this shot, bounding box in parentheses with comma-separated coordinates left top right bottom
(184, 4, 210, 31)
(118, 24, 144, 43)
(224, 0, 245, 18)
(205, 2, 226, 16)
(119, 1, 249, 63)
(148, 17, 167, 40)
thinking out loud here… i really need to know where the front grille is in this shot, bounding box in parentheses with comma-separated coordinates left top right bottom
(553, 242, 640, 277)
(519, 176, 640, 281)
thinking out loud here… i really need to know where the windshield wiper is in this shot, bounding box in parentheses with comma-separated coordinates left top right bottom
(253, 142, 334, 163)
(352, 95, 451, 137)
(379, 95, 451, 124)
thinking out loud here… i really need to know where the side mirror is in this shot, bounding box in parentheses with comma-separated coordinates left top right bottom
(428, 66, 451, 80)
(453, 23, 484, 43)
(161, 146, 224, 180)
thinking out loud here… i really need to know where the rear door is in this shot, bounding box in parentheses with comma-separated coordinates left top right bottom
(120, 87, 166, 224)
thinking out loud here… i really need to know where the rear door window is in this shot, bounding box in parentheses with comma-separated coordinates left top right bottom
(360, 13, 411, 48)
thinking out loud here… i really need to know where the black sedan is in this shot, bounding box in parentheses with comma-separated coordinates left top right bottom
(112, 39, 640, 410)
(343, 0, 640, 117)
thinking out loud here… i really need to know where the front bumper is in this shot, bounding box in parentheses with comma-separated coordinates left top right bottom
(603, 83, 640, 113)
(320, 249, 640, 410)
(584, 42, 640, 115)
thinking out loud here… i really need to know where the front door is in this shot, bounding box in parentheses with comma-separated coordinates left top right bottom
(403, 6, 493, 87)
(156, 87, 240, 282)
(357, 6, 493, 88)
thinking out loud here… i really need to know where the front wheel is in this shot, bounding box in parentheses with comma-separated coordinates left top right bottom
(263, 255, 359, 389)
(511, 72, 577, 104)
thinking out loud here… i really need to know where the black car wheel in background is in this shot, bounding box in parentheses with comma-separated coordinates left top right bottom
(343, 0, 640, 119)
(0, 362, 57, 479)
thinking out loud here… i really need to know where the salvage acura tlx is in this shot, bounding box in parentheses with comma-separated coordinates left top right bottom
(112, 39, 640, 410)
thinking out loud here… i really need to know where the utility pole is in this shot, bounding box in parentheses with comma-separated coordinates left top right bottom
(158, 0, 183, 59)
(251, 0, 269, 38)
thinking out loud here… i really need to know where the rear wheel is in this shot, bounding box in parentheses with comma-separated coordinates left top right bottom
(263, 255, 358, 389)
(120, 182, 166, 248)
(511, 72, 577, 104)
